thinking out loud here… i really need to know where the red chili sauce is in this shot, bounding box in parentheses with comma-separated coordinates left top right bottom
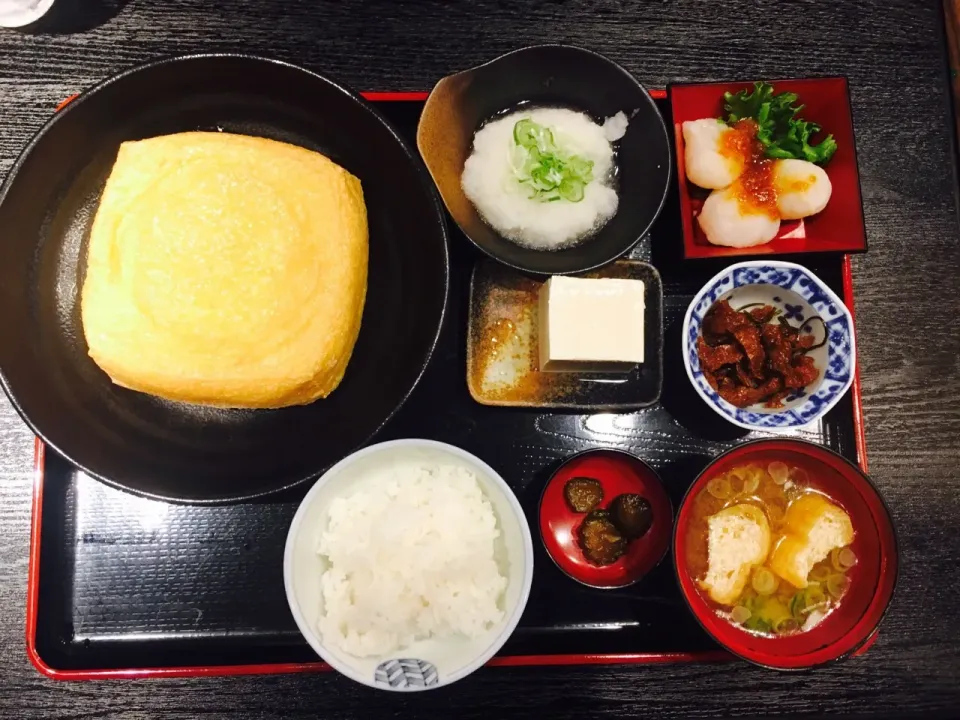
(719, 119, 779, 219)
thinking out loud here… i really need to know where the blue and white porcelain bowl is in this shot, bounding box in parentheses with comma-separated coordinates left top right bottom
(682, 261, 856, 431)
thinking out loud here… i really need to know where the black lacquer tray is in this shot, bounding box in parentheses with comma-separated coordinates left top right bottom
(27, 94, 868, 679)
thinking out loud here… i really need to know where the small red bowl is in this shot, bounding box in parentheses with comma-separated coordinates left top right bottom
(669, 77, 867, 260)
(540, 449, 673, 589)
(673, 439, 898, 670)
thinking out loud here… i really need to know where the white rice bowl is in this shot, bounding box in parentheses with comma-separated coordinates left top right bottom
(284, 439, 534, 691)
(462, 107, 623, 250)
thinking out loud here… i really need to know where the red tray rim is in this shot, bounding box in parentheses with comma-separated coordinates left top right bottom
(25, 90, 872, 680)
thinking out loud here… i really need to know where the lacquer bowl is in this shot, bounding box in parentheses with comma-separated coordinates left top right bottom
(417, 44, 671, 275)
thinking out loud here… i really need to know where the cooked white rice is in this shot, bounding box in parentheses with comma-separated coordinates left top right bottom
(461, 107, 622, 250)
(316, 461, 507, 658)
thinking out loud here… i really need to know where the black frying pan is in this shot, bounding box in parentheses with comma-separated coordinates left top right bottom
(0, 54, 449, 504)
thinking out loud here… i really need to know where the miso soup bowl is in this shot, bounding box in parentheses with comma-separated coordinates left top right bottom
(417, 44, 671, 275)
(673, 439, 898, 670)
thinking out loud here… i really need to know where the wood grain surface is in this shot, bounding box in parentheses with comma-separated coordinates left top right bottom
(946, 0, 960, 148)
(1, 0, 959, 717)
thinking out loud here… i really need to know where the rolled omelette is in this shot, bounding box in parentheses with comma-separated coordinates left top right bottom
(80, 131, 368, 409)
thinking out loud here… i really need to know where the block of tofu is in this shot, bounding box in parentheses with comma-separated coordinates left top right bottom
(699, 504, 772, 606)
(768, 493, 854, 589)
(537, 276, 645, 373)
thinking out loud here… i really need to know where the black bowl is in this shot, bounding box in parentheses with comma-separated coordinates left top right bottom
(417, 44, 671, 276)
(0, 54, 449, 504)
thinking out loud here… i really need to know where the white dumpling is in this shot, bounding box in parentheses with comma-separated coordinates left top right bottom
(697, 186, 781, 248)
(774, 159, 832, 220)
(682, 119, 745, 190)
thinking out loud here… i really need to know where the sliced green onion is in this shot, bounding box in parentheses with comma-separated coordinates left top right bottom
(826, 573, 849, 599)
(559, 177, 585, 202)
(838, 547, 857, 569)
(830, 547, 845, 572)
(804, 586, 828, 610)
(751, 567, 778, 596)
(513, 119, 540, 148)
(511, 118, 594, 203)
(809, 564, 832, 583)
(741, 471, 760, 495)
(707, 475, 732, 500)
(789, 592, 804, 619)
(568, 155, 593, 177)
(775, 617, 799, 634)
(768, 461, 789, 485)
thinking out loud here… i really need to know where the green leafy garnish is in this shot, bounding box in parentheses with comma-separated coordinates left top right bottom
(511, 118, 594, 202)
(722, 81, 837, 165)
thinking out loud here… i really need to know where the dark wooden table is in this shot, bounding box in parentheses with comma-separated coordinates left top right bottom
(1, 1, 959, 717)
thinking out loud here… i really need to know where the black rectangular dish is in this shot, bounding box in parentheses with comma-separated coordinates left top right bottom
(466, 258, 664, 410)
(27, 94, 869, 679)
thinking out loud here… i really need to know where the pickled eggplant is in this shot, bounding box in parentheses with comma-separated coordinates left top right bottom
(609, 493, 653, 539)
(564, 476, 604, 513)
(577, 509, 627, 566)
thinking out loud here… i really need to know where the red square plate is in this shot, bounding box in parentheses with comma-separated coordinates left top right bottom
(668, 77, 867, 260)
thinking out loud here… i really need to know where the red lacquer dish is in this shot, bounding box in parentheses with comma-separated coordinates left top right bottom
(670, 77, 867, 260)
(673, 439, 897, 670)
(540, 449, 673, 589)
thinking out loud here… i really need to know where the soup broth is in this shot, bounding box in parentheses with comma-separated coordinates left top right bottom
(686, 461, 857, 636)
